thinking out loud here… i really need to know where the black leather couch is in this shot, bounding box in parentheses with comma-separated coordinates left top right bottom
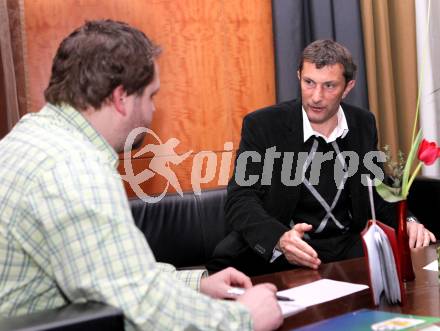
(130, 188, 228, 268)
(2, 177, 439, 330)
(131, 177, 440, 269)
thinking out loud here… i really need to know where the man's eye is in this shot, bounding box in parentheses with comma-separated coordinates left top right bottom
(325, 83, 335, 89)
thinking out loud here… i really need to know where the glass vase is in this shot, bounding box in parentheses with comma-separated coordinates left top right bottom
(396, 200, 415, 281)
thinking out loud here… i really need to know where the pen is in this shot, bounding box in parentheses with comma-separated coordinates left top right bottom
(227, 287, 295, 301)
(275, 294, 295, 302)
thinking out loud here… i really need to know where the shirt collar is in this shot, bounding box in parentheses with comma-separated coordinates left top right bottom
(302, 105, 349, 143)
(46, 103, 119, 167)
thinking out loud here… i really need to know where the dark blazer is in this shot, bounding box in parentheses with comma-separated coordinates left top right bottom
(208, 99, 396, 275)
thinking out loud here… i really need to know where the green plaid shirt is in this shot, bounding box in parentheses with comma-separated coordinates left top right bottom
(0, 104, 252, 330)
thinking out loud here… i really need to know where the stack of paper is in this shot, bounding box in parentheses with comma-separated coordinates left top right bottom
(277, 279, 369, 317)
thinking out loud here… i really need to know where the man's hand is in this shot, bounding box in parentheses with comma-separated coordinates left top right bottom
(278, 223, 321, 269)
(407, 222, 436, 248)
(200, 267, 252, 299)
(237, 283, 283, 331)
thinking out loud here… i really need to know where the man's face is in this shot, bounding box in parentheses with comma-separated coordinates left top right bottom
(126, 62, 161, 149)
(298, 61, 355, 133)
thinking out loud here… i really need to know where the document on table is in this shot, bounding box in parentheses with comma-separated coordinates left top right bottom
(278, 300, 306, 318)
(423, 259, 439, 271)
(277, 279, 369, 309)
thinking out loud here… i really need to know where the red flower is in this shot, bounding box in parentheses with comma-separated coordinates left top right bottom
(417, 139, 440, 165)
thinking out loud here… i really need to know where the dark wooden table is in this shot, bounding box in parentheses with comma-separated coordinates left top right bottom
(252, 244, 440, 330)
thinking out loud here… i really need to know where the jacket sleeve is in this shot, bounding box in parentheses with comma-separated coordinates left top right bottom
(25, 157, 252, 331)
(225, 114, 290, 262)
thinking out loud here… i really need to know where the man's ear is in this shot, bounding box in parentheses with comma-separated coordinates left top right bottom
(342, 80, 356, 99)
(112, 85, 128, 116)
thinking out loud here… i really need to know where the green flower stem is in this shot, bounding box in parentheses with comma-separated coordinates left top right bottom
(401, 130, 422, 199)
(404, 162, 423, 197)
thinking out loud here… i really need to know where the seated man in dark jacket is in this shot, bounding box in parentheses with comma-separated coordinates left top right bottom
(208, 40, 435, 276)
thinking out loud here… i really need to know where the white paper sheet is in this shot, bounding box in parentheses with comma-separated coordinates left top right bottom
(423, 259, 439, 271)
(278, 301, 306, 318)
(277, 279, 369, 308)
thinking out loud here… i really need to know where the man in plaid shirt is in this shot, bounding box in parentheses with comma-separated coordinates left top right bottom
(0, 20, 282, 331)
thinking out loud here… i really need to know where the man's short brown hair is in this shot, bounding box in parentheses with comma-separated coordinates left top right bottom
(298, 39, 357, 82)
(44, 20, 161, 111)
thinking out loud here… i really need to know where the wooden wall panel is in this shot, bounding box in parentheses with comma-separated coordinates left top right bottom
(0, 49, 7, 139)
(7, 0, 27, 118)
(223, 1, 277, 146)
(22, 0, 275, 196)
(118, 151, 236, 197)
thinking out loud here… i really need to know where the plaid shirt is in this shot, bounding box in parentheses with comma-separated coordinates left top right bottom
(0, 104, 252, 330)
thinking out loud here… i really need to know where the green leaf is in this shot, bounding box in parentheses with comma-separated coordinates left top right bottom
(401, 130, 423, 198)
(374, 179, 405, 202)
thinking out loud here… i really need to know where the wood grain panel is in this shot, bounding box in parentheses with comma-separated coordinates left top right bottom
(23, 0, 232, 152)
(118, 151, 237, 196)
(7, 0, 27, 117)
(0, 49, 7, 139)
(223, 0, 276, 146)
(130, 0, 233, 153)
(22, 0, 275, 196)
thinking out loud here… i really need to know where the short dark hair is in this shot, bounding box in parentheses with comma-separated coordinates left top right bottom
(297, 39, 357, 82)
(44, 20, 161, 111)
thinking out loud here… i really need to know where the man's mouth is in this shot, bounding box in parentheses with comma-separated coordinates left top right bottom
(309, 105, 325, 112)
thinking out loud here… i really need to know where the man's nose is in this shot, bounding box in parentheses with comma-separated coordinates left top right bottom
(311, 86, 323, 104)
